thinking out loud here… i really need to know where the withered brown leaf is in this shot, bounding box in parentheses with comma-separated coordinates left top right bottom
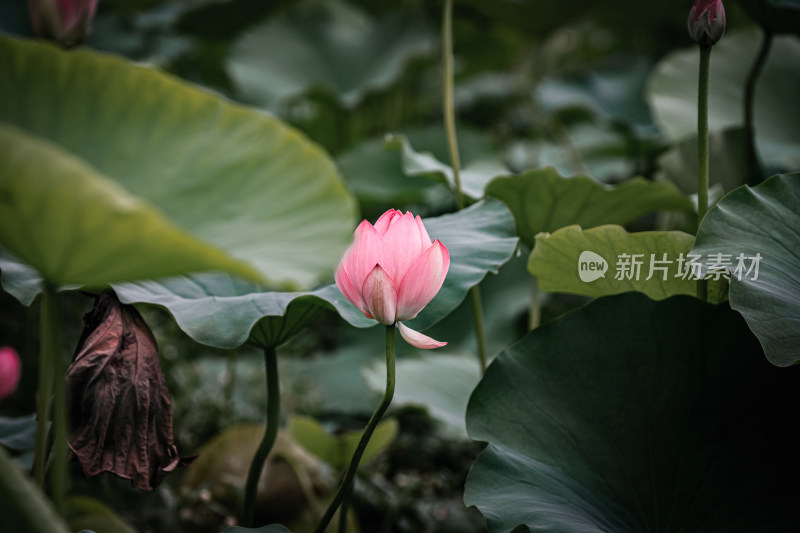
(67, 291, 191, 490)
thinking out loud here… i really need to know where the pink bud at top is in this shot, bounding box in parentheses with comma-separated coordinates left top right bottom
(29, 0, 99, 48)
(0, 347, 21, 401)
(335, 210, 449, 349)
(688, 0, 726, 46)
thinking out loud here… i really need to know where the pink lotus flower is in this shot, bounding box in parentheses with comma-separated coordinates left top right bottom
(335, 210, 450, 349)
(0, 347, 21, 401)
(29, 0, 99, 47)
(688, 0, 726, 46)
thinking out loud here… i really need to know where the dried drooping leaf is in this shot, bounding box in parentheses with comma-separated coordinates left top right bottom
(67, 291, 190, 490)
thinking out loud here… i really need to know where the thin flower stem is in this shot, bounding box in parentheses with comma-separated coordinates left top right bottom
(34, 285, 67, 513)
(443, 0, 489, 374)
(223, 349, 237, 421)
(442, 0, 463, 211)
(744, 29, 772, 185)
(471, 287, 488, 372)
(242, 345, 280, 527)
(529, 277, 541, 331)
(697, 45, 711, 301)
(33, 301, 54, 487)
(314, 324, 396, 533)
(337, 485, 352, 533)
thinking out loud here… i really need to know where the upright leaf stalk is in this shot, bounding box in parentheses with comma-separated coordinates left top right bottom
(744, 28, 773, 185)
(688, 0, 726, 301)
(443, 0, 488, 372)
(697, 45, 711, 229)
(314, 324, 397, 533)
(33, 284, 67, 514)
(242, 345, 280, 527)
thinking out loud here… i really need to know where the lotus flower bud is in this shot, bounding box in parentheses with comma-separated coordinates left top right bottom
(335, 209, 449, 349)
(28, 0, 99, 48)
(0, 347, 21, 401)
(688, 0, 726, 46)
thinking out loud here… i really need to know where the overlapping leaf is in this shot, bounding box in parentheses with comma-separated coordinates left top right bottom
(693, 173, 800, 366)
(465, 293, 800, 532)
(0, 125, 260, 288)
(529, 224, 726, 302)
(485, 167, 693, 246)
(0, 36, 357, 292)
(114, 277, 370, 349)
(113, 199, 518, 348)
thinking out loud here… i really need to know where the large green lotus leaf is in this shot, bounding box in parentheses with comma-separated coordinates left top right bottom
(692, 173, 800, 366)
(0, 125, 262, 288)
(227, 0, 434, 109)
(114, 276, 371, 349)
(0, 36, 357, 290)
(465, 293, 800, 532)
(485, 167, 693, 247)
(647, 29, 800, 170)
(529, 224, 726, 302)
(112, 198, 518, 348)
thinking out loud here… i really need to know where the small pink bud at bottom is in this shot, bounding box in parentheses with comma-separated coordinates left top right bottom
(0, 347, 21, 401)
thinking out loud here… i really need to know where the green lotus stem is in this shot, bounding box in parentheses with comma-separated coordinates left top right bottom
(443, 0, 463, 211)
(223, 349, 237, 421)
(744, 29, 773, 185)
(471, 287, 488, 372)
(697, 45, 711, 301)
(314, 324, 396, 533)
(337, 485, 352, 533)
(33, 296, 55, 487)
(242, 345, 280, 527)
(443, 0, 488, 373)
(529, 278, 541, 330)
(33, 285, 67, 513)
